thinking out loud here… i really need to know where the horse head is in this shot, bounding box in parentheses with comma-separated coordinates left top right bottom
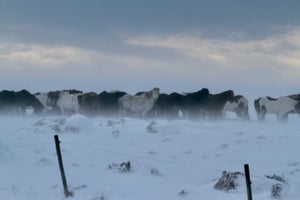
(295, 101, 300, 114)
(224, 90, 235, 103)
(145, 88, 160, 99)
(152, 88, 160, 99)
(46, 91, 60, 107)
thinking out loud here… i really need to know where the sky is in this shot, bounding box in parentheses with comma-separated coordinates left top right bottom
(1, 0, 300, 98)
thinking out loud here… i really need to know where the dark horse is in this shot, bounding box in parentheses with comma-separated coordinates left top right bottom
(0, 90, 44, 115)
(202, 90, 235, 119)
(148, 88, 234, 120)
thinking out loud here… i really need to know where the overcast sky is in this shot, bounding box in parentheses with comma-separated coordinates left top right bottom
(1, 0, 300, 98)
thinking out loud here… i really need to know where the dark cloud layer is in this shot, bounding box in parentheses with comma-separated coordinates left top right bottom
(2, 0, 300, 40)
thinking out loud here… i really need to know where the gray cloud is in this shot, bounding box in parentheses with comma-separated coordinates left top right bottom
(2, 27, 300, 97)
(2, 1, 300, 96)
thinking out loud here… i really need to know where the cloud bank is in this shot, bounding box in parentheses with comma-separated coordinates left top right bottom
(1, 27, 300, 96)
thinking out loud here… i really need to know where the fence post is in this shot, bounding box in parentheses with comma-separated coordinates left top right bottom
(54, 135, 72, 198)
(244, 164, 253, 200)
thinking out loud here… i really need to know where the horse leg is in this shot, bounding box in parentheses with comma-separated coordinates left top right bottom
(258, 112, 265, 122)
(118, 107, 122, 115)
(278, 112, 288, 122)
(141, 109, 147, 119)
(74, 104, 80, 114)
(21, 106, 26, 115)
(261, 112, 266, 122)
(221, 109, 227, 119)
(282, 114, 288, 122)
(243, 108, 250, 120)
(119, 107, 126, 116)
(259, 106, 267, 122)
(257, 112, 262, 121)
(60, 107, 65, 116)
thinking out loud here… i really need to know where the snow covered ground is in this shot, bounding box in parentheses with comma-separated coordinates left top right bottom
(1, 112, 300, 200)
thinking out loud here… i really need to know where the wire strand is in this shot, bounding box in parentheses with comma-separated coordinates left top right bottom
(62, 141, 240, 174)
(0, 142, 53, 150)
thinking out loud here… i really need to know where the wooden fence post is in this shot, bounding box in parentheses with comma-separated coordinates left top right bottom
(244, 164, 253, 200)
(54, 135, 72, 198)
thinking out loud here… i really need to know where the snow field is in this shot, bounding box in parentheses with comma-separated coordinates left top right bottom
(0, 114, 300, 199)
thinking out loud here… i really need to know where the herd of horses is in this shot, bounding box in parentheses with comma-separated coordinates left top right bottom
(0, 88, 300, 122)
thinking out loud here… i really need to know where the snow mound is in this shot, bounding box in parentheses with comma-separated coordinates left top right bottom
(0, 140, 13, 162)
(64, 114, 95, 133)
(31, 114, 97, 134)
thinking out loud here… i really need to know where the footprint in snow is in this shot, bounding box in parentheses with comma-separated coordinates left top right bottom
(112, 130, 120, 137)
(219, 144, 229, 149)
(36, 157, 52, 166)
(288, 162, 299, 167)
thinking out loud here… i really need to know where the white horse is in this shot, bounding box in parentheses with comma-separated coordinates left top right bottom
(118, 88, 160, 117)
(46, 91, 81, 116)
(56, 91, 81, 115)
(35, 92, 52, 113)
(254, 96, 300, 121)
(223, 95, 250, 120)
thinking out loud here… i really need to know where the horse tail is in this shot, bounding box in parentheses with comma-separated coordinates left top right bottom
(118, 95, 128, 114)
(254, 98, 261, 114)
(118, 97, 123, 114)
(244, 105, 250, 120)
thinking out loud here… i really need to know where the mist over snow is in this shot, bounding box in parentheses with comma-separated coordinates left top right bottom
(1, 113, 300, 200)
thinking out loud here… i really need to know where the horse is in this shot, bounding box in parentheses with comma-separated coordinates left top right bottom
(0, 90, 44, 115)
(199, 90, 235, 120)
(118, 88, 160, 117)
(223, 95, 250, 120)
(78, 92, 101, 116)
(182, 88, 211, 118)
(47, 90, 81, 115)
(148, 88, 233, 120)
(147, 92, 187, 119)
(35, 92, 53, 113)
(98, 91, 127, 116)
(254, 96, 300, 121)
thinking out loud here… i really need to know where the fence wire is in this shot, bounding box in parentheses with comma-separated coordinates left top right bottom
(2, 139, 300, 186)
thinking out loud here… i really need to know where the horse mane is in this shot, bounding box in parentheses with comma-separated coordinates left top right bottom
(86, 92, 98, 96)
(63, 89, 82, 94)
(289, 94, 300, 101)
(211, 90, 234, 101)
(17, 89, 31, 95)
(211, 90, 234, 97)
(198, 88, 209, 96)
(135, 91, 145, 96)
(266, 96, 277, 101)
(233, 95, 243, 103)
